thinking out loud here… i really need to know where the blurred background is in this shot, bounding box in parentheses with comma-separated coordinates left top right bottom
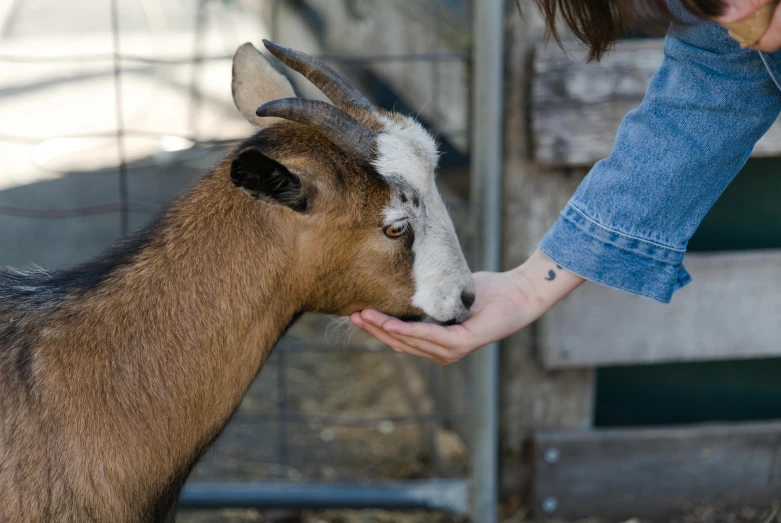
(3, 0, 781, 522)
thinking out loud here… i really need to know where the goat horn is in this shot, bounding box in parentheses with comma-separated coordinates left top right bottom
(262, 39, 375, 113)
(256, 98, 376, 161)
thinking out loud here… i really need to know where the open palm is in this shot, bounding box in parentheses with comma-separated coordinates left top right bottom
(350, 270, 538, 365)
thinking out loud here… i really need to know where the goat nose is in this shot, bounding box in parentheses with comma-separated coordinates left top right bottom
(461, 291, 475, 310)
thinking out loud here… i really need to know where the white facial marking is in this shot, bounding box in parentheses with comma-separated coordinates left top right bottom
(372, 115, 475, 323)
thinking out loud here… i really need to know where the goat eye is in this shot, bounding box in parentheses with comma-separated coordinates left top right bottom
(384, 223, 408, 238)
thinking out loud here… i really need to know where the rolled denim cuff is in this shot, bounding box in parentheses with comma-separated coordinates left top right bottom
(538, 205, 692, 303)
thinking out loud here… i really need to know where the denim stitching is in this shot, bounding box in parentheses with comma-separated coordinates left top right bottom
(558, 212, 682, 266)
(759, 52, 781, 93)
(567, 203, 687, 253)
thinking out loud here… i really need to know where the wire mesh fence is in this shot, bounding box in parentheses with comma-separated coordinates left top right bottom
(0, 0, 481, 520)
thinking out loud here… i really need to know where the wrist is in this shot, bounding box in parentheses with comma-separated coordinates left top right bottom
(507, 262, 548, 312)
(509, 249, 584, 313)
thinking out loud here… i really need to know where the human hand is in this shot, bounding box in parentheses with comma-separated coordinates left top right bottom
(349, 250, 584, 365)
(716, 0, 781, 51)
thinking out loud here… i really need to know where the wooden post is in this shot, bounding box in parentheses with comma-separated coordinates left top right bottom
(499, 0, 595, 506)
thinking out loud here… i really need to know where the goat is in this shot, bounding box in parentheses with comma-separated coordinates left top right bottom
(0, 40, 474, 522)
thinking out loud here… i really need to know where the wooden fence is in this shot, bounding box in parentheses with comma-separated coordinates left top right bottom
(508, 3, 781, 519)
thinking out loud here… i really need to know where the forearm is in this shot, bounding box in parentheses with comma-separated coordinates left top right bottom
(540, 18, 781, 303)
(508, 249, 585, 322)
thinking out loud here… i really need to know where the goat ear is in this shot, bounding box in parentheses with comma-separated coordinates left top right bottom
(230, 148, 308, 212)
(232, 42, 296, 128)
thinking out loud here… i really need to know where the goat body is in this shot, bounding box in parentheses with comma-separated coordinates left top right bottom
(1, 171, 301, 521)
(0, 41, 474, 522)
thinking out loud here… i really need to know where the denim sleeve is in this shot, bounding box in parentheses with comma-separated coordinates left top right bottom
(538, 21, 781, 303)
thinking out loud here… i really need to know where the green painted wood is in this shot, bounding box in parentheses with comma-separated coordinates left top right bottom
(689, 158, 781, 252)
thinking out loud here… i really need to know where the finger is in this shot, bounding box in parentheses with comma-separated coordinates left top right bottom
(752, 2, 781, 51)
(354, 318, 448, 364)
(384, 320, 479, 350)
(717, 0, 774, 23)
(352, 318, 404, 352)
(358, 309, 485, 358)
(382, 318, 467, 348)
(391, 332, 467, 363)
(354, 310, 457, 363)
(358, 309, 411, 334)
(358, 309, 463, 346)
(357, 312, 467, 363)
(395, 343, 451, 364)
(359, 309, 395, 326)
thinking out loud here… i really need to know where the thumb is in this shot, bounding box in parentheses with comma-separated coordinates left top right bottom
(716, 0, 775, 23)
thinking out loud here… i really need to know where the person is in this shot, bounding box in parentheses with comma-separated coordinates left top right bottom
(349, 0, 781, 365)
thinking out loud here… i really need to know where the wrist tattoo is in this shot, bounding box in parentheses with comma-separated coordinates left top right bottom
(544, 265, 564, 282)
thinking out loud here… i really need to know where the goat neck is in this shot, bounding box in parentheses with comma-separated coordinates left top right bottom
(1, 164, 305, 521)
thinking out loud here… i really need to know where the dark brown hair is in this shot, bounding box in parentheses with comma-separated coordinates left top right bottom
(531, 0, 726, 61)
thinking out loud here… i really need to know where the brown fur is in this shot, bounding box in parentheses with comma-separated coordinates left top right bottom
(0, 121, 421, 522)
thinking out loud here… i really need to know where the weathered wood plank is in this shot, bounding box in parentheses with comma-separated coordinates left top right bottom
(540, 250, 781, 369)
(500, 1, 595, 503)
(532, 39, 781, 167)
(533, 422, 781, 520)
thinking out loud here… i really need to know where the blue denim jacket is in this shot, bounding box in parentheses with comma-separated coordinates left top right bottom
(538, 2, 781, 303)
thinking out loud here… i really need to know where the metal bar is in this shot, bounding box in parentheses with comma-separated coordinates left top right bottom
(219, 412, 469, 426)
(427, 360, 441, 477)
(428, 1, 444, 478)
(0, 203, 156, 219)
(272, 0, 288, 467)
(0, 52, 468, 65)
(188, 0, 207, 139)
(0, 0, 23, 38)
(469, 0, 504, 522)
(0, 126, 463, 145)
(179, 479, 470, 514)
(270, 0, 280, 42)
(0, 129, 239, 144)
(276, 342, 289, 468)
(0, 197, 464, 219)
(109, 0, 129, 237)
